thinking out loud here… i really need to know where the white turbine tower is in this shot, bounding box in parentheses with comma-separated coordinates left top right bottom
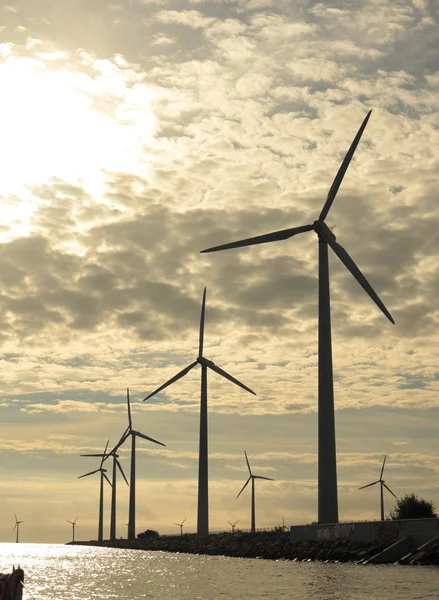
(201, 111, 394, 524)
(359, 455, 397, 521)
(78, 441, 112, 542)
(13, 514, 23, 543)
(66, 516, 79, 543)
(113, 388, 165, 541)
(236, 451, 273, 533)
(144, 288, 256, 537)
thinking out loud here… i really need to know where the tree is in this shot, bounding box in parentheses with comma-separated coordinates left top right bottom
(137, 529, 160, 539)
(389, 494, 437, 520)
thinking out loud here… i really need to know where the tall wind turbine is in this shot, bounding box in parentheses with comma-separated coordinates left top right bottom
(227, 520, 239, 533)
(236, 451, 273, 533)
(113, 388, 165, 541)
(144, 288, 256, 537)
(173, 517, 187, 536)
(66, 516, 79, 543)
(78, 441, 112, 542)
(359, 455, 397, 521)
(81, 447, 129, 541)
(13, 514, 23, 543)
(201, 111, 394, 524)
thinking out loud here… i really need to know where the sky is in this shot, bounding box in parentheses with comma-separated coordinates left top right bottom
(0, 0, 438, 544)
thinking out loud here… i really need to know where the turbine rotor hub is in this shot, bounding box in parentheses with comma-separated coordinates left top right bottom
(313, 219, 336, 243)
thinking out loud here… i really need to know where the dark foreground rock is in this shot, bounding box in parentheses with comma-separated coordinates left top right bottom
(70, 531, 387, 564)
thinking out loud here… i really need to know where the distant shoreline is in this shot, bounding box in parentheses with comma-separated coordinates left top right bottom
(68, 531, 392, 564)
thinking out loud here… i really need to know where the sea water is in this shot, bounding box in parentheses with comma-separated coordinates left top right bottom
(0, 543, 437, 600)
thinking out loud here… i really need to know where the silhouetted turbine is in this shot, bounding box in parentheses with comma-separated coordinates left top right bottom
(144, 287, 256, 537)
(227, 520, 239, 534)
(173, 517, 187, 536)
(66, 516, 79, 543)
(236, 451, 273, 533)
(359, 455, 397, 521)
(13, 514, 23, 544)
(78, 440, 112, 542)
(113, 388, 165, 541)
(81, 445, 129, 541)
(201, 111, 394, 524)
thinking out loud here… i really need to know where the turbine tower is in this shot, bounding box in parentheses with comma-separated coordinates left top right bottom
(236, 451, 273, 533)
(359, 455, 397, 521)
(144, 287, 256, 537)
(173, 517, 187, 536)
(13, 514, 23, 543)
(66, 516, 79, 543)
(201, 111, 394, 524)
(78, 441, 112, 542)
(81, 446, 129, 541)
(113, 388, 165, 541)
(227, 520, 239, 533)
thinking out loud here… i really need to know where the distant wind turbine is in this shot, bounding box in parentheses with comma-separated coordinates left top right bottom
(113, 388, 165, 541)
(359, 455, 397, 521)
(237, 451, 273, 533)
(13, 514, 23, 543)
(173, 517, 187, 536)
(227, 520, 239, 534)
(78, 440, 112, 542)
(66, 516, 79, 543)
(144, 288, 256, 537)
(201, 111, 394, 524)
(81, 445, 129, 541)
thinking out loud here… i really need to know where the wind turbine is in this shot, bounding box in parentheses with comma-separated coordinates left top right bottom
(227, 520, 239, 533)
(81, 446, 129, 541)
(66, 516, 79, 543)
(144, 287, 256, 537)
(13, 514, 23, 543)
(113, 388, 165, 541)
(78, 441, 112, 542)
(173, 517, 187, 536)
(236, 451, 273, 533)
(201, 111, 394, 524)
(359, 455, 397, 521)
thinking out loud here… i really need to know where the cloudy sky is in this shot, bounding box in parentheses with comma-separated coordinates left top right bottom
(0, 0, 438, 544)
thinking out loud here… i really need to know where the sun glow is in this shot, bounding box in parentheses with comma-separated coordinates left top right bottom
(0, 49, 157, 238)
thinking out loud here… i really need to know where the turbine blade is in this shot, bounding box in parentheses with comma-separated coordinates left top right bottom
(13, 524, 17, 531)
(227, 521, 233, 527)
(206, 360, 256, 395)
(80, 454, 106, 457)
(112, 428, 130, 454)
(182, 517, 187, 525)
(143, 361, 198, 400)
(319, 110, 372, 221)
(358, 480, 380, 490)
(100, 441, 109, 468)
(380, 455, 387, 479)
(254, 476, 274, 481)
(14, 513, 17, 522)
(237, 477, 251, 498)
(103, 472, 112, 487)
(116, 458, 129, 486)
(66, 520, 73, 524)
(173, 523, 180, 526)
(200, 224, 314, 253)
(74, 516, 79, 523)
(199, 287, 206, 358)
(78, 468, 100, 479)
(244, 451, 252, 476)
(127, 388, 132, 429)
(328, 238, 395, 324)
(133, 430, 166, 447)
(383, 483, 397, 499)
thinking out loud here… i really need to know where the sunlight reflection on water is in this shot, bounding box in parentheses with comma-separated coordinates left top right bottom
(0, 543, 438, 600)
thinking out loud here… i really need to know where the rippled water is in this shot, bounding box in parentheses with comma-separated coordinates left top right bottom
(0, 543, 437, 600)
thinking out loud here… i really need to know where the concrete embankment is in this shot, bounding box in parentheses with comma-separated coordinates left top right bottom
(70, 531, 387, 563)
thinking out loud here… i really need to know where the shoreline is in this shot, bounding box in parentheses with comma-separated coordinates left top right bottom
(69, 531, 389, 564)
